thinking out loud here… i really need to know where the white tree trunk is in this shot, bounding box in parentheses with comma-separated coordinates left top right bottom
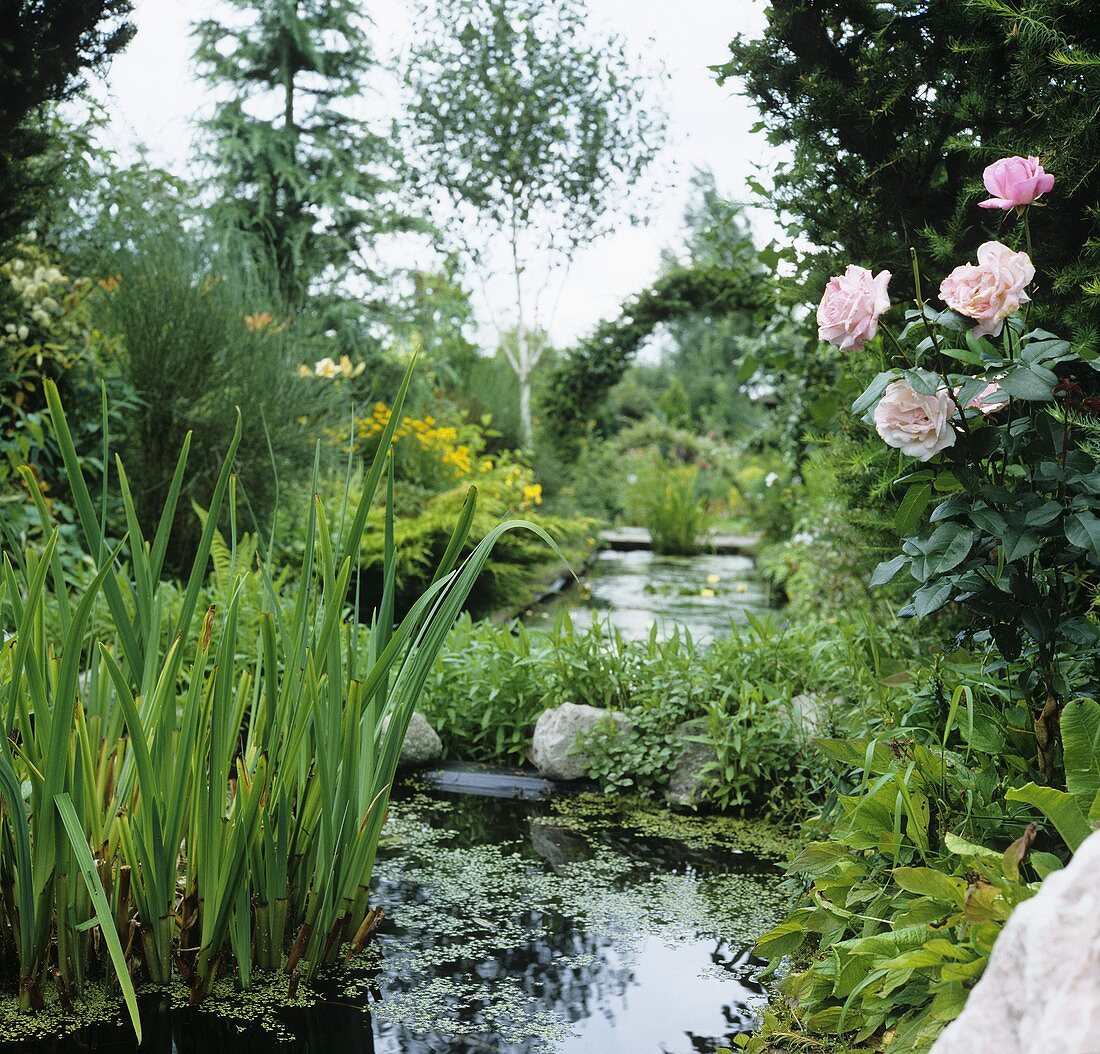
(519, 372, 532, 446)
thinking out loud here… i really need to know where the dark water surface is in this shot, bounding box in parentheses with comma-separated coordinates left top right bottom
(0, 787, 789, 1054)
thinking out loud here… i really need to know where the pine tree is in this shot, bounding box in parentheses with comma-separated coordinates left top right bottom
(717, 0, 1100, 346)
(0, 0, 133, 245)
(193, 0, 416, 309)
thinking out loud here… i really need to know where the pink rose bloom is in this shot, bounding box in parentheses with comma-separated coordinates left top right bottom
(874, 380, 957, 461)
(817, 265, 891, 351)
(965, 381, 1009, 415)
(939, 241, 1035, 337)
(979, 156, 1055, 210)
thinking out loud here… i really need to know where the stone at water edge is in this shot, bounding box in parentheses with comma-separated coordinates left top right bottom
(787, 693, 842, 742)
(380, 711, 444, 768)
(665, 718, 716, 808)
(929, 827, 1100, 1054)
(530, 702, 631, 781)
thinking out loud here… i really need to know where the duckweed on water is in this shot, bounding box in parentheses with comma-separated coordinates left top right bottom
(360, 793, 793, 1046)
(0, 791, 792, 1048)
(541, 792, 800, 859)
(0, 983, 123, 1042)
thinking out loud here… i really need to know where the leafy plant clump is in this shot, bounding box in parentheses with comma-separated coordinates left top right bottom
(0, 363, 548, 1037)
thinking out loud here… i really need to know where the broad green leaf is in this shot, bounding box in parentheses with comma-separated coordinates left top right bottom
(1005, 783, 1093, 851)
(893, 866, 966, 905)
(1066, 512, 1100, 562)
(895, 483, 933, 538)
(1062, 698, 1100, 813)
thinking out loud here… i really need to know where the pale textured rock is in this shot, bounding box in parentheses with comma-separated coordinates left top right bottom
(381, 711, 443, 768)
(787, 693, 841, 742)
(529, 702, 629, 781)
(665, 718, 715, 808)
(930, 828, 1100, 1054)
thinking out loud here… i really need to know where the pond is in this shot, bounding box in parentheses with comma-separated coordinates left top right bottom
(527, 549, 770, 643)
(0, 785, 792, 1054)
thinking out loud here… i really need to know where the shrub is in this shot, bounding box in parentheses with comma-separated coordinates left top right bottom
(95, 230, 337, 572)
(626, 460, 712, 554)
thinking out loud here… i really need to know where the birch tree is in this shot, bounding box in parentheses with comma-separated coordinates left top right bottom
(405, 0, 661, 444)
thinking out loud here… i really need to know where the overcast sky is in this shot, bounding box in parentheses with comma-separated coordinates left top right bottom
(93, 0, 781, 347)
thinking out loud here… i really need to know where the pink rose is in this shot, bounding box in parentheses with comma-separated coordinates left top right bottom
(938, 241, 1035, 337)
(965, 381, 1009, 415)
(873, 380, 957, 461)
(817, 265, 891, 351)
(979, 156, 1055, 210)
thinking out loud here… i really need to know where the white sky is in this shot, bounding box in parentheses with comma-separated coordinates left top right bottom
(94, 0, 781, 347)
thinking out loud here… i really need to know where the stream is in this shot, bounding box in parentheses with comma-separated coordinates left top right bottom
(0, 788, 792, 1054)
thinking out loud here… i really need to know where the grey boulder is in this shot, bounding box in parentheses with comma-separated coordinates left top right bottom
(381, 711, 444, 768)
(664, 717, 716, 809)
(530, 702, 629, 781)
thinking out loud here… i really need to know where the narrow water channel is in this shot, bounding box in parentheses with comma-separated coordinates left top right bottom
(528, 549, 769, 643)
(0, 787, 792, 1054)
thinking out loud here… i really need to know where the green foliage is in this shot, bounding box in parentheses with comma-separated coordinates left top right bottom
(0, 365, 545, 1030)
(718, 0, 1100, 344)
(422, 609, 915, 818)
(193, 0, 415, 307)
(0, 237, 136, 564)
(543, 262, 771, 457)
(96, 229, 337, 572)
(0, 1, 133, 246)
(746, 644, 1100, 1053)
(626, 461, 713, 555)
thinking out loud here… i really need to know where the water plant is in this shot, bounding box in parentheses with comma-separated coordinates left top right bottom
(0, 362, 551, 1038)
(627, 460, 713, 555)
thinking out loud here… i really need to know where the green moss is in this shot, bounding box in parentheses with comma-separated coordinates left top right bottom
(543, 792, 801, 860)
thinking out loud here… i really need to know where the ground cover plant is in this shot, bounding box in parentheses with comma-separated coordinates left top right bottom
(422, 609, 914, 819)
(0, 364, 550, 1037)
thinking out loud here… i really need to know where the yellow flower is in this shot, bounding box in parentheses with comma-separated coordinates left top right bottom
(700, 588, 716, 598)
(296, 364, 312, 378)
(523, 483, 543, 506)
(706, 574, 721, 584)
(245, 311, 275, 330)
(314, 357, 341, 378)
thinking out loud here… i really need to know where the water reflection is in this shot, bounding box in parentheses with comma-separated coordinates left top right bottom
(528, 550, 769, 643)
(0, 790, 784, 1054)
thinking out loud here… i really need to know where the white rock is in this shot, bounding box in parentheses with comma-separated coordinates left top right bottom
(930, 828, 1100, 1054)
(381, 711, 443, 768)
(529, 702, 630, 781)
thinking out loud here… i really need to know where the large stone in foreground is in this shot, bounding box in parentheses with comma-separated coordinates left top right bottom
(530, 702, 629, 781)
(930, 828, 1100, 1054)
(381, 711, 444, 768)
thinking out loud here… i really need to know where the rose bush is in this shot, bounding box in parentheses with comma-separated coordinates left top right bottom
(938, 240, 1035, 337)
(824, 159, 1100, 775)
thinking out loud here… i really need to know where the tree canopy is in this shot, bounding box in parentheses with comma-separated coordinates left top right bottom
(0, 0, 133, 245)
(404, 0, 663, 442)
(193, 0, 417, 308)
(717, 0, 1100, 344)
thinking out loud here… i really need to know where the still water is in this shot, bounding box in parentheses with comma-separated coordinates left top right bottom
(1, 788, 790, 1054)
(528, 549, 770, 643)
